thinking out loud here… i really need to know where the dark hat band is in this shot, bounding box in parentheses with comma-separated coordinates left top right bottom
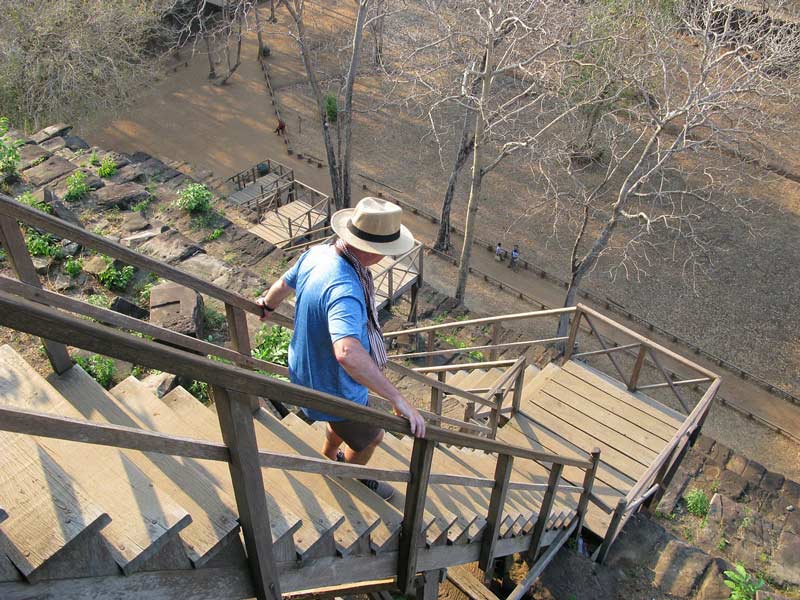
(347, 220, 400, 243)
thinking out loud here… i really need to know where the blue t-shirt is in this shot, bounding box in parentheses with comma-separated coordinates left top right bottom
(282, 245, 369, 421)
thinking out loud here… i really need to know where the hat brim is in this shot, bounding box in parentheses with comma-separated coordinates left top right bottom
(331, 209, 416, 256)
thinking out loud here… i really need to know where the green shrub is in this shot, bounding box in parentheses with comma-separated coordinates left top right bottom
(98, 156, 117, 178)
(64, 170, 90, 202)
(16, 191, 53, 214)
(25, 230, 60, 257)
(132, 198, 151, 213)
(176, 183, 213, 214)
(723, 564, 764, 600)
(204, 227, 224, 242)
(97, 257, 135, 291)
(75, 354, 116, 389)
(684, 488, 710, 518)
(87, 294, 110, 308)
(202, 307, 227, 332)
(187, 379, 210, 404)
(252, 325, 291, 366)
(64, 257, 83, 277)
(0, 117, 23, 178)
(324, 93, 338, 123)
(136, 278, 159, 307)
(88, 150, 101, 166)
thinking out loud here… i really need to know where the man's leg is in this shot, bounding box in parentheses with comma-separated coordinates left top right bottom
(343, 428, 384, 465)
(323, 423, 344, 460)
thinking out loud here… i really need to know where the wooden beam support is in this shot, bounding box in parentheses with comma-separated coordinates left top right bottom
(595, 498, 628, 564)
(398, 437, 436, 594)
(575, 448, 601, 540)
(627, 345, 649, 391)
(415, 570, 442, 600)
(0, 214, 71, 373)
(212, 386, 280, 600)
(489, 322, 501, 362)
(478, 453, 514, 581)
(225, 303, 261, 412)
(527, 463, 563, 561)
(562, 307, 582, 361)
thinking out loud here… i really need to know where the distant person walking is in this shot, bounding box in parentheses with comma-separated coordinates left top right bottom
(274, 118, 286, 135)
(256, 197, 426, 501)
(509, 244, 520, 271)
(495, 242, 506, 262)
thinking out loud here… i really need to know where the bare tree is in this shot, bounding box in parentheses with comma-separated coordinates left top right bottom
(541, 0, 800, 338)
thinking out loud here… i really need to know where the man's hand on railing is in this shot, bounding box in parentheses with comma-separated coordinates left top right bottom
(392, 396, 426, 439)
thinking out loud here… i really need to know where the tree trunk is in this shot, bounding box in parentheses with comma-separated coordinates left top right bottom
(455, 44, 493, 303)
(435, 108, 474, 251)
(340, 0, 369, 209)
(254, 4, 269, 58)
(204, 30, 217, 79)
(556, 273, 582, 342)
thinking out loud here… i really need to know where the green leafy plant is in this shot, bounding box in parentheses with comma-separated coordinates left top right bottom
(684, 488, 710, 518)
(176, 183, 213, 214)
(0, 117, 23, 178)
(187, 379, 210, 404)
(252, 325, 291, 366)
(202, 307, 227, 333)
(723, 564, 764, 600)
(204, 227, 224, 242)
(74, 354, 116, 389)
(25, 230, 60, 257)
(132, 198, 151, 213)
(98, 156, 117, 178)
(64, 170, 90, 202)
(64, 257, 83, 277)
(88, 150, 101, 166)
(324, 93, 338, 123)
(97, 257, 135, 291)
(717, 537, 729, 551)
(136, 277, 159, 307)
(16, 191, 53, 214)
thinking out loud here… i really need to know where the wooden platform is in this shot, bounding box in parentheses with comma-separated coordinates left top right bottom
(249, 199, 328, 247)
(448, 359, 683, 539)
(228, 172, 286, 207)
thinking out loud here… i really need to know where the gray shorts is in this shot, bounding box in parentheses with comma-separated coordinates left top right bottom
(328, 419, 383, 452)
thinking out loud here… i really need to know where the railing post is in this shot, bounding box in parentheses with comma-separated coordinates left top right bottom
(489, 322, 501, 361)
(225, 303, 259, 412)
(478, 453, 514, 581)
(627, 345, 649, 391)
(0, 213, 72, 374)
(387, 268, 394, 309)
(527, 463, 564, 561)
(596, 498, 627, 563)
(426, 331, 435, 366)
(563, 308, 582, 361)
(488, 390, 504, 439)
(430, 372, 445, 425)
(645, 435, 690, 512)
(212, 387, 281, 600)
(398, 437, 436, 594)
(575, 448, 601, 540)
(511, 361, 526, 415)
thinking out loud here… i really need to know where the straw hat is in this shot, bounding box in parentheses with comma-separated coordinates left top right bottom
(331, 197, 416, 256)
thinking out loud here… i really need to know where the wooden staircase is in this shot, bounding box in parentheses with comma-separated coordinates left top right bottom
(0, 344, 581, 597)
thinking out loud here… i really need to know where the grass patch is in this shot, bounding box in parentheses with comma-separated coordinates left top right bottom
(202, 306, 227, 333)
(87, 294, 110, 308)
(97, 257, 135, 292)
(684, 488, 710, 518)
(132, 198, 151, 213)
(204, 227, 224, 242)
(98, 156, 117, 178)
(64, 170, 90, 202)
(16, 191, 53, 214)
(74, 354, 115, 389)
(64, 257, 82, 277)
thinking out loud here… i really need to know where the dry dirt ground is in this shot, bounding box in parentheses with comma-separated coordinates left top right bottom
(79, 3, 800, 403)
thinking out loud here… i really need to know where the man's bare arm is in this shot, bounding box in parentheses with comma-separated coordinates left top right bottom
(333, 336, 426, 438)
(256, 278, 294, 321)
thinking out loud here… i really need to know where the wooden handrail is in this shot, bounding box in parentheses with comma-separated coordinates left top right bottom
(383, 307, 575, 339)
(483, 356, 527, 403)
(0, 290, 594, 470)
(370, 243, 422, 281)
(390, 337, 566, 361)
(386, 361, 506, 410)
(413, 359, 517, 373)
(0, 194, 293, 328)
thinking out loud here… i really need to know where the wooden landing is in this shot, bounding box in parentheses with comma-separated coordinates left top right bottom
(249, 199, 328, 247)
(373, 253, 420, 311)
(495, 359, 683, 538)
(228, 172, 285, 206)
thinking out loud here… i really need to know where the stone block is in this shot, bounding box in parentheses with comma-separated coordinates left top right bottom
(109, 163, 146, 185)
(707, 442, 731, 467)
(30, 123, 71, 144)
(122, 211, 150, 232)
(31, 256, 53, 275)
(696, 558, 733, 600)
(24, 156, 76, 187)
(225, 228, 275, 266)
(781, 480, 800, 505)
(40, 136, 66, 152)
(725, 453, 749, 476)
(110, 296, 149, 320)
(763, 470, 786, 492)
(699, 464, 723, 484)
(63, 135, 90, 151)
(138, 157, 183, 182)
(656, 468, 691, 516)
(771, 530, 800, 585)
(93, 182, 150, 210)
(653, 539, 712, 597)
(140, 229, 203, 264)
(719, 469, 747, 500)
(17, 144, 52, 170)
(83, 255, 109, 277)
(140, 372, 178, 398)
(604, 514, 669, 570)
(742, 460, 766, 489)
(149, 282, 204, 339)
(757, 592, 792, 600)
(693, 434, 715, 456)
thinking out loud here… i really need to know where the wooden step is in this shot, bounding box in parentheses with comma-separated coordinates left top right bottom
(271, 412, 405, 552)
(0, 345, 192, 574)
(161, 387, 346, 560)
(308, 421, 456, 546)
(0, 432, 110, 583)
(250, 410, 387, 555)
(48, 367, 241, 566)
(108, 378, 302, 556)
